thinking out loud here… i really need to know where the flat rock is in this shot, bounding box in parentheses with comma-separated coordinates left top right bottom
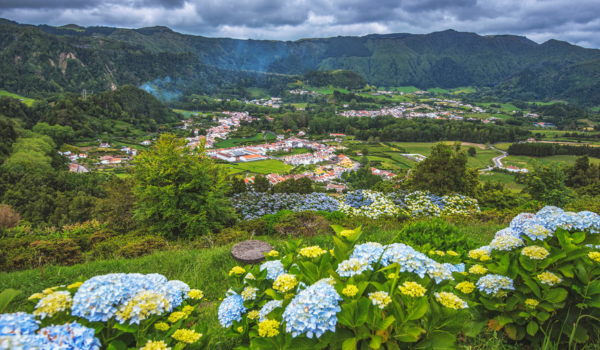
(231, 240, 273, 264)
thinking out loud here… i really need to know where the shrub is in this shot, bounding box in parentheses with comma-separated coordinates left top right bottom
(29, 239, 83, 267)
(0, 204, 20, 231)
(392, 218, 478, 256)
(85, 234, 168, 261)
(273, 211, 331, 238)
(236, 218, 268, 236)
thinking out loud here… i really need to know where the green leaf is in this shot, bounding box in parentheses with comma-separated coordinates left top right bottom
(587, 280, 600, 295)
(376, 315, 396, 331)
(571, 231, 586, 244)
(407, 297, 429, 321)
(505, 324, 518, 340)
(558, 264, 574, 278)
(519, 255, 534, 272)
(536, 312, 550, 322)
(342, 337, 357, 350)
(355, 298, 370, 327)
(107, 340, 127, 350)
(113, 322, 138, 333)
(395, 323, 423, 343)
(543, 288, 568, 303)
(526, 321, 538, 336)
(369, 335, 383, 349)
(524, 279, 541, 299)
(496, 315, 513, 326)
(0, 289, 21, 312)
(416, 330, 456, 350)
(337, 305, 354, 327)
(563, 248, 590, 262)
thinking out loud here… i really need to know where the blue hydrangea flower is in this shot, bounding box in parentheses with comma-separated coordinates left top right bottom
(282, 281, 342, 338)
(260, 260, 286, 280)
(336, 258, 373, 277)
(72, 273, 133, 322)
(38, 322, 101, 350)
(259, 300, 283, 322)
(218, 294, 246, 327)
(0, 312, 39, 336)
(494, 227, 519, 238)
(165, 280, 190, 308)
(510, 213, 537, 236)
(350, 243, 384, 264)
(380, 243, 453, 283)
(0, 334, 45, 349)
(522, 224, 552, 241)
(575, 211, 600, 233)
(444, 263, 465, 273)
(476, 275, 515, 295)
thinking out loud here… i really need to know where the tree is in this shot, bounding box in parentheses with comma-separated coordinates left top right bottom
(468, 147, 477, 157)
(253, 175, 270, 192)
(94, 177, 137, 232)
(133, 134, 235, 239)
(360, 156, 370, 167)
(525, 160, 572, 207)
(361, 147, 369, 156)
(408, 143, 477, 195)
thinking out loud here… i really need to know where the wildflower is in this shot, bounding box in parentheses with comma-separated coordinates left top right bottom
(283, 281, 342, 338)
(37, 322, 101, 350)
(521, 246, 549, 260)
(140, 340, 171, 350)
(340, 230, 354, 237)
(154, 322, 170, 331)
(229, 266, 246, 276)
(172, 329, 202, 344)
(260, 260, 286, 280)
(399, 282, 427, 297)
(351, 242, 384, 264)
(342, 285, 359, 297)
(241, 286, 258, 301)
(116, 291, 171, 325)
(299, 246, 327, 259)
(435, 292, 468, 310)
(537, 272, 562, 286)
(589, 252, 600, 262)
(455, 282, 476, 294)
(435, 251, 445, 256)
(429, 251, 435, 255)
(273, 274, 298, 293)
(247, 310, 260, 320)
(28, 293, 44, 300)
(0, 312, 39, 336)
(525, 299, 539, 308)
(369, 291, 392, 309)
(259, 300, 283, 322)
(168, 312, 187, 323)
(490, 235, 523, 251)
(469, 264, 488, 275)
(476, 275, 514, 295)
(329, 249, 334, 255)
(182, 305, 194, 315)
(186, 290, 204, 302)
(336, 258, 373, 277)
(267, 250, 279, 257)
(258, 320, 280, 338)
(237, 326, 244, 333)
(34, 291, 73, 319)
(447, 251, 459, 257)
(67, 282, 83, 290)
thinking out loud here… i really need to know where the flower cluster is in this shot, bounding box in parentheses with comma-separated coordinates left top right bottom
(590, 251, 600, 262)
(339, 190, 400, 219)
(282, 281, 342, 338)
(381, 243, 454, 283)
(259, 300, 283, 322)
(435, 292, 468, 310)
(350, 242, 384, 264)
(115, 290, 171, 324)
(218, 294, 246, 327)
(172, 329, 202, 344)
(0, 312, 39, 336)
(273, 274, 298, 293)
(258, 320, 280, 338)
(342, 285, 359, 297)
(299, 246, 327, 259)
(525, 299, 539, 308)
(521, 246, 549, 260)
(336, 258, 373, 277)
(188, 289, 204, 300)
(260, 260, 286, 280)
(241, 287, 258, 301)
(369, 291, 392, 309)
(455, 281, 476, 294)
(490, 235, 524, 251)
(476, 275, 515, 295)
(399, 282, 427, 297)
(537, 272, 562, 286)
(32, 291, 72, 319)
(140, 340, 170, 350)
(229, 266, 246, 276)
(232, 191, 339, 220)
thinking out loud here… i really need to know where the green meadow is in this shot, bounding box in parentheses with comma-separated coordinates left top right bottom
(223, 159, 293, 175)
(0, 89, 36, 106)
(215, 133, 276, 148)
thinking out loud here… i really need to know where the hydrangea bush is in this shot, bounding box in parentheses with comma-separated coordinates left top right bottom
(219, 226, 472, 350)
(338, 190, 400, 219)
(231, 192, 340, 220)
(0, 274, 212, 350)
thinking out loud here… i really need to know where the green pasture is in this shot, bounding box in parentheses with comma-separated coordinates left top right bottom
(223, 159, 293, 175)
(393, 86, 420, 93)
(493, 143, 512, 151)
(427, 87, 449, 94)
(479, 172, 525, 192)
(390, 142, 501, 169)
(246, 87, 271, 99)
(172, 109, 202, 117)
(0, 90, 36, 106)
(502, 154, 600, 170)
(478, 103, 522, 113)
(449, 86, 477, 94)
(215, 133, 275, 148)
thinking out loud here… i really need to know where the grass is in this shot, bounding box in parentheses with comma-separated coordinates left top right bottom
(0, 89, 36, 106)
(494, 143, 512, 151)
(501, 154, 600, 170)
(394, 86, 420, 93)
(391, 142, 502, 169)
(449, 86, 477, 94)
(223, 159, 293, 175)
(215, 133, 275, 148)
(246, 87, 271, 100)
(427, 87, 449, 94)
(172, 109, 202, 117)
(478, 103, 521, 113)
(479, 172, 526, 192)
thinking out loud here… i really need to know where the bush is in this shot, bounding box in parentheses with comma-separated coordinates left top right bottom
(0, 204, 20, 231)
(236, 218, 269, 236)
(85, 234, 168, 261)
(273, 211, 331, 238)
(392, 218, 477, 256)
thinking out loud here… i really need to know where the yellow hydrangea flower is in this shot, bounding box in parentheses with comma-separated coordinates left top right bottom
(429, 251, 436, 255)
(455, 281, 476, 294)
(469, 249, 491, 261)
(521, 246, 549, 260)
(525, 299, 539, 308)
(589, 251, 600, 262)
(342, 285, 359, 297)
(33, 291, 73, 319)
(299, 246, 327, 259)
(267, 250, 279, 257)
(140, 340, 170, 350)
(258, 319, 280, 338)
(188, 289, 204, 300)
(273, 274, 298, 293)
(469, 264, 488, 275)
(387, 273, 397, 279)
(155, 322, 170, 332)
(229, 266, 246, 276)
(28, 293, 45, 300)
(447, 251, 459, 257)
(369, 291, 392, 309)
(399, 282, 427, 297)
(172, 329, 202, 344)
(182, 305, 194, 315)
(116, 291, 170, 324)
(340, 230, 354, 238)
(537, 272, 562, 286)
(237, 326, 244, 333)
(435, 251, 445, 256)
(434, 292, 467, 310)
(168, 311, 187, 323)
(247, 310, 260, 320)
(67, 282, 83, 289)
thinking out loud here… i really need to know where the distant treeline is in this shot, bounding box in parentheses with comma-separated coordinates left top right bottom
(507, 142, 600, 157)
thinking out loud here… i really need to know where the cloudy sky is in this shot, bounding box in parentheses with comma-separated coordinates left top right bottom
(1, 0, 600, 48)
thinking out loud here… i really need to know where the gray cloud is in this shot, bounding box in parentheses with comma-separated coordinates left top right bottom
(1, 0, 600, 48)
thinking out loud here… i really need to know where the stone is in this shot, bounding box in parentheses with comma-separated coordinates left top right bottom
(231, 240, 273, 264)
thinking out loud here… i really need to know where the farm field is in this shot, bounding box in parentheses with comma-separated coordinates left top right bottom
(448, 86, 477, 94)
(427, 87, 449, 94)
(478, 102, 521, 113)
(223, 159, 293, 175)
(391, 142, 502, 169)
(493, 143, 512, 151)
(479, 172, 525, 192)
(215, 132, 275, 148)
(172, 109, 202, 117)
(0, 89, 36, 106)
(502, 154, 600, 170)
(246, 87, 271, 99)
(393, 86, 420, 93)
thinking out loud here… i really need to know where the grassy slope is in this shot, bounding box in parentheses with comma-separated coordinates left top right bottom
(479, 172, 526, 192)
(215, 133, 275, 148)
(223, 159, 293, 175)
(0, 90, 36, 106)
(502, 155, 600, 169)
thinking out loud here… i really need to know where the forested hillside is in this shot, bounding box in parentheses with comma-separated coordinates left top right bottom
(3, 19, 600, 103)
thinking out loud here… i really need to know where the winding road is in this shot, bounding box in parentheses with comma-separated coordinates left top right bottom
(481, 144, 508, 171)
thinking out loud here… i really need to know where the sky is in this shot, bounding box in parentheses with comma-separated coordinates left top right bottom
(1, 0, 600, 48)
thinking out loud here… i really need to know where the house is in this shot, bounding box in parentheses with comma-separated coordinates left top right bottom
(69, 164, 90, 173)
(216, 152, 237, 162)
(110, 158, 122, 164)
(297, 131, 306, 136)
(527, 138, 537, 142)
(330, 133, 346, 137)
(79, 153, 87, 158)
(99, 143, 110, 148)
(239, 154, 267, 162)
(506, 166, 520, 172)
(140, 140, 151, 146)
